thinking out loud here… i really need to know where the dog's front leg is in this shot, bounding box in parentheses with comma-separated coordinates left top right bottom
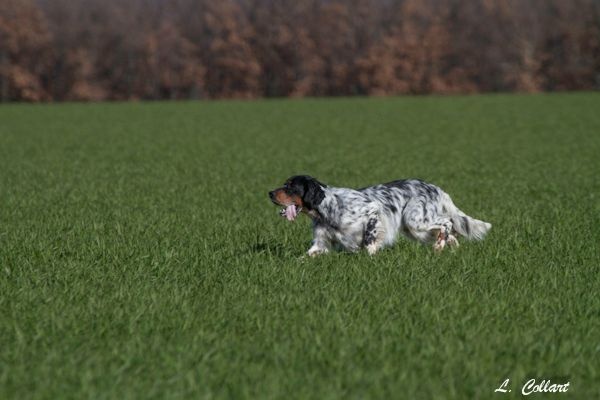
(364, 216, 385, 256)
(307, 224, 331, 257)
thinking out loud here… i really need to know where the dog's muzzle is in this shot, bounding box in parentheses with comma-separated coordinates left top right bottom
(269, 190, 302, 221)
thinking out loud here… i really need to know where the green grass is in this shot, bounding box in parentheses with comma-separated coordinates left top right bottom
(1, 93, 599, 399)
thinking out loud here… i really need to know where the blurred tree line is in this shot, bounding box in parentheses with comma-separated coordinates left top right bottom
(1, 0, 599, 101)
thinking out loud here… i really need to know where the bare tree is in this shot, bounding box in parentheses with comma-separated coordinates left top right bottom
(0, 0, 598, 101)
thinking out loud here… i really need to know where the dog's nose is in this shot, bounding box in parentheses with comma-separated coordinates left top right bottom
(269, 191, 275, 199)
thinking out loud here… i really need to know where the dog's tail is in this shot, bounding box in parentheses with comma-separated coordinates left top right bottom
(442, 194, 492, 241)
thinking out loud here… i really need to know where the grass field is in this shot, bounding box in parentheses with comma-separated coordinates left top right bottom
(1, 93, 599, 399)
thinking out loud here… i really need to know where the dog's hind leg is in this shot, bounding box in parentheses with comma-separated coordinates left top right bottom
(446, 231, 459, 249)
(402, 199, 455, 252)
(431, 219, 456, 253)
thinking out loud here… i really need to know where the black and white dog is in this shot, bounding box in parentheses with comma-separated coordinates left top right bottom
(269, 175, 491, 256)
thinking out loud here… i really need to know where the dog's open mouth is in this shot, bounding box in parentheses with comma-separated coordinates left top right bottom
(279, 204, 302, 221)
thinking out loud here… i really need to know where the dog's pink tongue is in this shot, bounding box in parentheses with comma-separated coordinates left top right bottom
(285, 205, 297, 221)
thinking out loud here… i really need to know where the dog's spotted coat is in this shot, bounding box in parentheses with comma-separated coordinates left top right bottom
(269, 175, 491, 256)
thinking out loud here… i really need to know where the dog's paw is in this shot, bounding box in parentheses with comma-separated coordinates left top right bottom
(307, 246, 328, 257)
(433, 239, 446, 253)
(446, 234, 459, 249)
(366, 243, 380, 256)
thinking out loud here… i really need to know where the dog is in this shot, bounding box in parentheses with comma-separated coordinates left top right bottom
(269, 175, 491, 256)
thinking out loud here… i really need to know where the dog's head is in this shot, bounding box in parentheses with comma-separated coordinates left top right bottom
(269, 175, 326, 221)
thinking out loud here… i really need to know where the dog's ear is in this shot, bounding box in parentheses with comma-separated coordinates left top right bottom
(303, 177, 325, 210)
